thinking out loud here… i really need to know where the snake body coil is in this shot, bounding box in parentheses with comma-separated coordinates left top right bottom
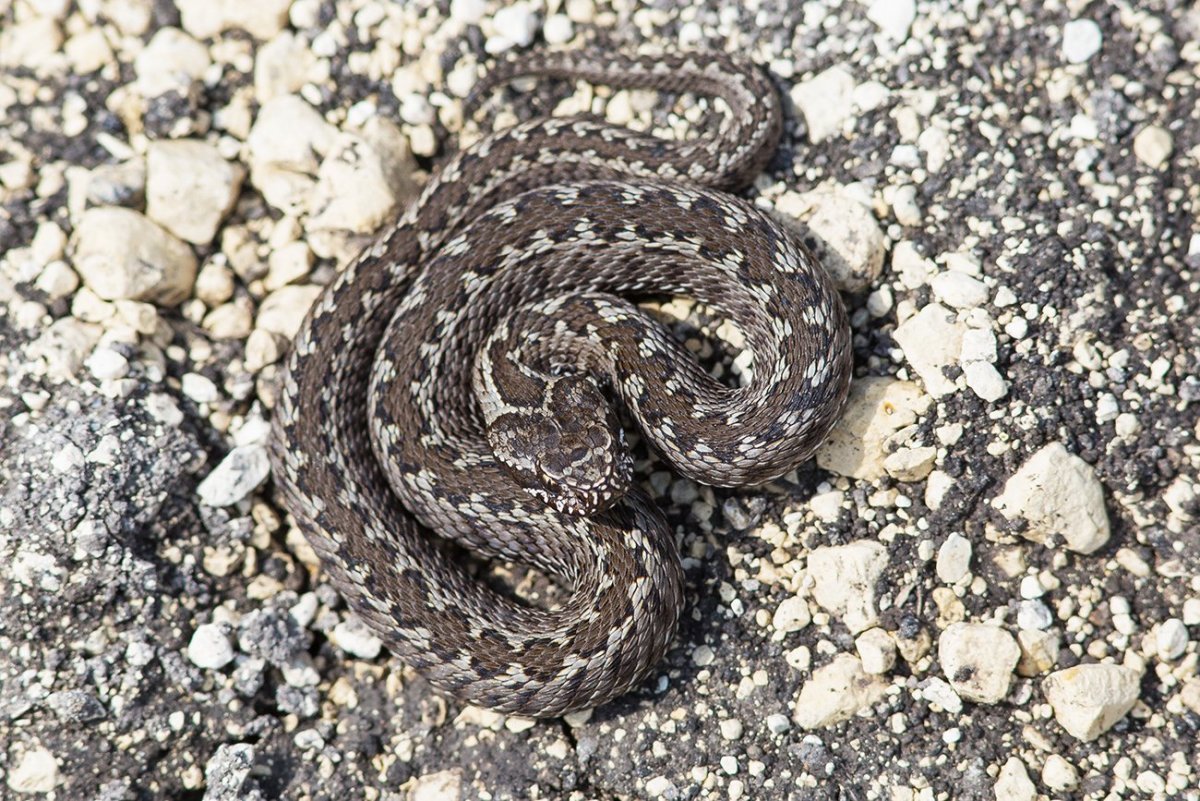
(270, 50, 852, 716)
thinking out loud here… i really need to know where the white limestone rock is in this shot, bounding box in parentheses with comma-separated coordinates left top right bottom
(994, 757, 1037, 801)
(70, 207, 197, 306)
(134, 27, 210, 97)
(807, 540, 889, 633)
(992, 442, 1110, 554)
(176, 0, 293, 40)
(791, 654, 887, 729)
(938, 623, 1020, 704)
(790, 65, 857, 143)
(1042, 663, 1142, 741)
(892, 303, 966, 398)
(815, 377, 931, 481)
(197, 445, 271, 507)
(774, 187, 886, 293)
(147, 140, 245, 245)
(247, 96, 339, 214)
(256, 285, 324, 338)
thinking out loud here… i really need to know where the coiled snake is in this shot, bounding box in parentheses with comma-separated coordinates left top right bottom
(270, 49, 852, 716)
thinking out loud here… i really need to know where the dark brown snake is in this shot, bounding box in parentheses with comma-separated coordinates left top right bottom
(269, 49, 852, 717)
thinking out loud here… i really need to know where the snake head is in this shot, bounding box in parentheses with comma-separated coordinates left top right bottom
(486, 375, 633, 516)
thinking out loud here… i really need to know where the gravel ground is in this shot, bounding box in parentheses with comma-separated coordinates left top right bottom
(2, 0, 1199, 799)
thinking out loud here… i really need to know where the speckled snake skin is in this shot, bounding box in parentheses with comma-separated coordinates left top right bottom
(270, 49, 852, 717)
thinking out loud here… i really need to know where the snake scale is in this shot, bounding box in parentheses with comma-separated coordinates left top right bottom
(269, 49, 852, 717)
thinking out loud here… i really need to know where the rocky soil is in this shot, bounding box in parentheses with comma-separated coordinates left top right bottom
(1, 0, 1198, 799)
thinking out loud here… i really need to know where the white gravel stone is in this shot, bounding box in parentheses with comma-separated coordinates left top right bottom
(792, 655, 887, 729)
(1154, 618, 1189, 661)
(35, 261, 80, 300)
(408, 770, 463, 801)
(1183, 598, 1200, 627)
(490, 3, 539, 51)
(85, 347, 130, 381)
(962, 361, 1009, 402)
(543, 14, 574, 45)
(203, 301, 254, 340)
(398, 93, 436, 126)
(930, 271, 988, 309)
(920, 677, 963, 713)
(256, 284, 323, 338)
(889, 185, 922, 226)
(0, 17, 64, 73)
(883, 446, 936, 481)
(147, 140, 245, 245)
(924, 470, 954, 510)
(1016, 600, 1053, 631)
(198, 263, 238, 311)
(1018, 575, 1046, 599)
(855, 628, 896, 675)
(188, 623, 235, 669)
(450, 0, 487, 24)
(1133, 125, 1173, 169)
(960, 327, 998, 363)
(145, 393, 184, 427)
(1041, 754, 1080, 793)
(265, 242, 314, 290)
(867, 0, 915, 42)
(719, 718, 744, 741)
(771, 595, 812, 636)
(31, 221, 68, 263)
(330, 616, 384, 660)
(807, 540, 889, 633)
(1043, 663, 1142, 741)
(70, 208, 197, 306)
(1062, 19, 1102, 64)
(790, 65, 857, 143)
(938, 623, 1020, 703)
(254, 32, 318, 102)
(197, 445, 271, 507)
(306, 122, 417, 236)
(247, 95, 339, 214)
(992, 442, 1110, 554)
(691, 644, 715, 666)
(181, 373, 219, 404)
(245, 329, 282, 372)
(6, 745, 60, 794)
(176, 0, 292, 39)
(765, 714, 790, 735)
(134, 27, 209, 97)
(995, 757, 1037, 801)
(774, 188, 886, 293)
(935, 533, 972, 583)
(892, 303, 966, 398)
(816, 377, 931, 480)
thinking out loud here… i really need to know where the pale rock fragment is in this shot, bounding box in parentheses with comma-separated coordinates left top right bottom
(992, 442, 1110, 554)
(792, 655, 887, 729)
(808, 540, 889, 633)
(1042, 663, 1142, 741)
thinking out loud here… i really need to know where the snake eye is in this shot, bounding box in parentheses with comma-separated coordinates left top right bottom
(568, 447, 589, 464)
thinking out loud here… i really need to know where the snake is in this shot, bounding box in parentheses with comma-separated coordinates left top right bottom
(269, 48, 853, 717)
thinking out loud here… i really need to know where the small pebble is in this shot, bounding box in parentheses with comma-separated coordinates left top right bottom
(719, 718, 744, 741)
(935, 533, 971, 583)
(1155, 618, 1188, 661)
(1062, 19, 1102, 64)
(181, 373, 220, 404)
(1016, 600, 1053, 631)
(188, 623, 236, 670)
(1132, 125, 1172, 169)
